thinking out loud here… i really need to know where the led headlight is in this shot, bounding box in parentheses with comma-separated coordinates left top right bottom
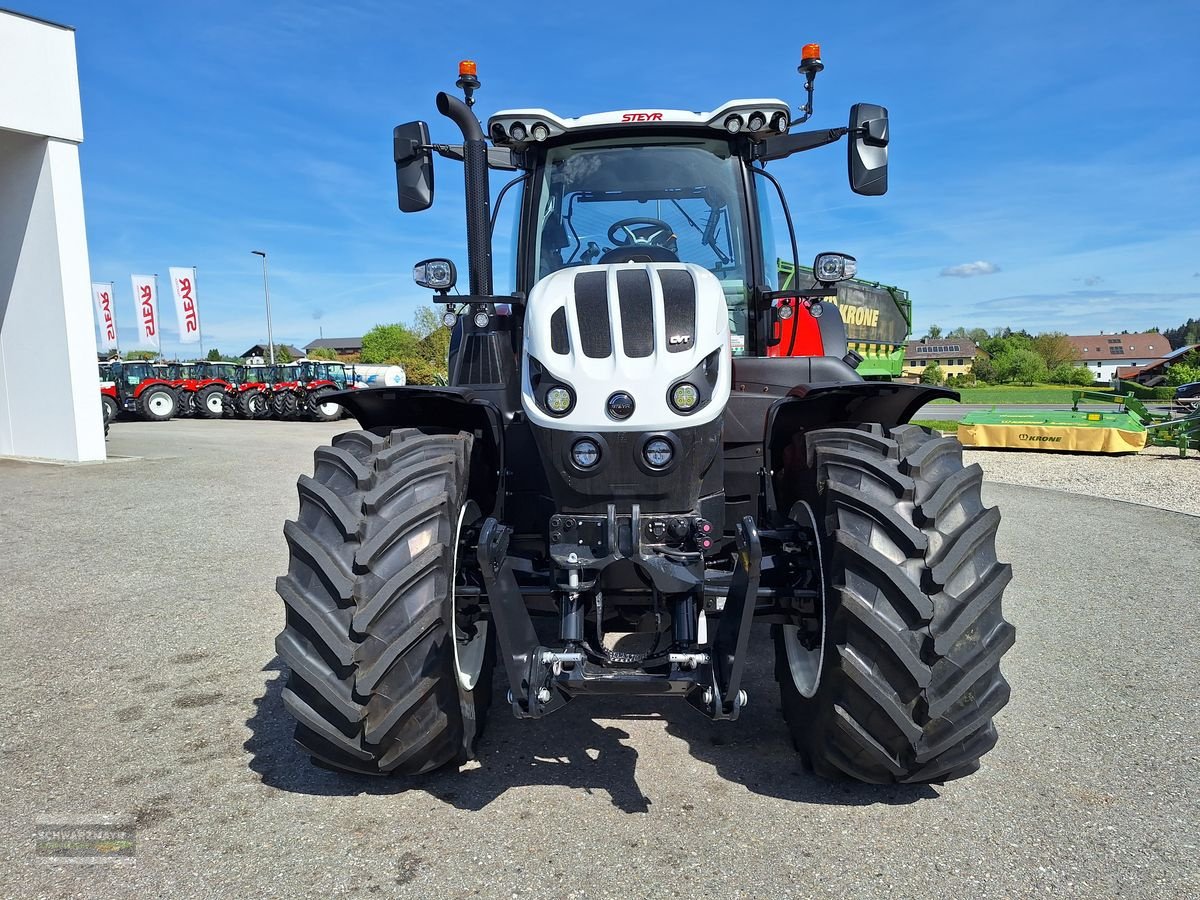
(747, 111, 766, 132)
(509, 121, 527, 142)
(531, 122, 550, 142)
(441, 310, 457, 327)
(643, 438, 674, 469)
(571, 438, 600, 469)
(545, 386, 573, 416)
(777, 301, 795, 320)
(606, 391, 634, 420)
(670, 382, 699, 412)
(724, 114, 743, 134)
(813, 252, 857, 283)
(473, 310, 490, 328)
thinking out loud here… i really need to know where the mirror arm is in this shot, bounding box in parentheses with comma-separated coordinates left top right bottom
(423, 143, 521, 171)
(755, 127, 848, 162)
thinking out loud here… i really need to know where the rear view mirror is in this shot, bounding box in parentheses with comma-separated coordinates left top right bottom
(394, 120, 434, 212)
(848, 103, 888, 196)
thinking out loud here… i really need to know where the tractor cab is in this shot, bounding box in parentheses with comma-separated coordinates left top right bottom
(237, 364, 269, 385)
(298, 360, 348, 389)
(191, 361, 239, 384)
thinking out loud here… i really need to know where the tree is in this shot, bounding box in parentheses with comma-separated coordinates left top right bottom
(1031, 332, 1078, 370)
(206, 348, 223, 361)
(307, 347, 338, 361)
(1165, 363, 1200, 387)
(126, 350, 160, 360)
(360, 323, 420, 364)
(925, 324, 943, 339)
(276, 345, 294, 363)
(999, 348, 1048, 385)
(1162, 317, 1200, 349)
(919, 362, 944, 385)
(1071, 365, 1099, 386)
(967, 327, 990, 345)
(969, 358, 994, 384)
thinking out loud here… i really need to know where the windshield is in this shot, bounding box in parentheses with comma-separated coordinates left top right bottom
(533, 139, 748, 289)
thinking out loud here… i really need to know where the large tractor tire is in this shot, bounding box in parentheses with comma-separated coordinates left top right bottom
(176, 390, 195, 418)
(271, 391, 299, 419)
(195, 385, 225, 419)
(308, 387, 343, 422)
(274, 428, 494, 775)
(775, 423, 1015, 784)
(136, 384, 177, 422)
(244, 390, 271, 419)
(101, 395, 119, 426)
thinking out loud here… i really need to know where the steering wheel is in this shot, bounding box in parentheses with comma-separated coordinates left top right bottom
(607, 217, 678, 252)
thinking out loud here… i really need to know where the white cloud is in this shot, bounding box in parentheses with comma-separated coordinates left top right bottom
(940, 260, 1000, 278)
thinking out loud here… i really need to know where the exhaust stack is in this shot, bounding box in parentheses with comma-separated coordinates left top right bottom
(436, 89, 493, 296)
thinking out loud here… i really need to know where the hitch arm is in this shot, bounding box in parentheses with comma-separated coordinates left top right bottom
(476, 518, 566, 718)
(704, 516, 762, 720)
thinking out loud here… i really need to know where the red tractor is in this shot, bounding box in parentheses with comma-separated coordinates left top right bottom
(227, 364, 272, 419)
(296, 360, 350, 421)
(105, 360, 179, 421)
(266, 363, 302, 418)
(151, 363, 198, 417)
(186, 361, 241, 419)
(99, 361, 120, 426)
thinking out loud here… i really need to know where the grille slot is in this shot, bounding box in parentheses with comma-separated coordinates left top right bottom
(574, 271, 612, 359)
(659, 269, 696, 353)
(616, 269, 654, 358)
(550, 307, 570, 355)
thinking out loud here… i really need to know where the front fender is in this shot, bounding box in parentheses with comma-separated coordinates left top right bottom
(768, 381, 957, 437)
(330, 386, 506, 516)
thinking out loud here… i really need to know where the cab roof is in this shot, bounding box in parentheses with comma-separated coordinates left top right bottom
(488, 99, 791, 148)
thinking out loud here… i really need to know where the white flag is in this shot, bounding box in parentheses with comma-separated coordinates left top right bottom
(131, 274, 160, 349)
(169, 267, 201, 344)
(91, 282, 118, 351)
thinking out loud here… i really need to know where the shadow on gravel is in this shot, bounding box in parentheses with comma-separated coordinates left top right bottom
(245, 648, 936, 812)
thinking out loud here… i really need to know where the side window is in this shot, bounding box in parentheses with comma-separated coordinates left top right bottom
(491, 176, 525, 296)
(752, 170, 790, 291)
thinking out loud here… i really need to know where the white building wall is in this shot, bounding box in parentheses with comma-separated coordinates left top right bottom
(1083, 359, 1154, 382)
(0, 11, 102, 461)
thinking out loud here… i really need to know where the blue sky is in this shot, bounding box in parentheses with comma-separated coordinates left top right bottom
(24, 0, 1200, 354)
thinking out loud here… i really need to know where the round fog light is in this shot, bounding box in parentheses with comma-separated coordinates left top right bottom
(442, 310, 457, 327)
(671, 383, 699, 411)
(545, 386, 573, 415)
(571, 438, 600, 468)
(644, 438, 674, 469)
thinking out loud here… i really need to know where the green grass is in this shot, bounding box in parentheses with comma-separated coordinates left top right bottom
(929, 384, 1113, 404)
(911, 419, 961, 433)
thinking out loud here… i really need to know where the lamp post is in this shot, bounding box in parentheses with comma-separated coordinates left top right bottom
(251, 250, 275, 364)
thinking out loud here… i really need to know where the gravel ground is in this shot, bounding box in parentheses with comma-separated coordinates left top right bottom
(0, 419, 1197, 899)
(964, 446, 1200, 517)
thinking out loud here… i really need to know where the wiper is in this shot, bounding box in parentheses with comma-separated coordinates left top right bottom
(673, 199, 731, 266)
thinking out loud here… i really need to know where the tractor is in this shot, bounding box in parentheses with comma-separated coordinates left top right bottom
(106, 360, 179, 422)
(266, 363, 303, 418)
(99, 361, 119, 426)
(272, 50, 1015, 784)
(188, 361, 241, 419)
(153, 362, 197, 417)
(296, 360, 350, 421)
(228, 364, 272, 419)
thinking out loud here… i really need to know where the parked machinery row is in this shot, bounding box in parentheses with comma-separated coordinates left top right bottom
(99, 360, 353, 424)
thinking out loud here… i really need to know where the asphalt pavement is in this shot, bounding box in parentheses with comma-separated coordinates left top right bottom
(0, 419, 1196, 899)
